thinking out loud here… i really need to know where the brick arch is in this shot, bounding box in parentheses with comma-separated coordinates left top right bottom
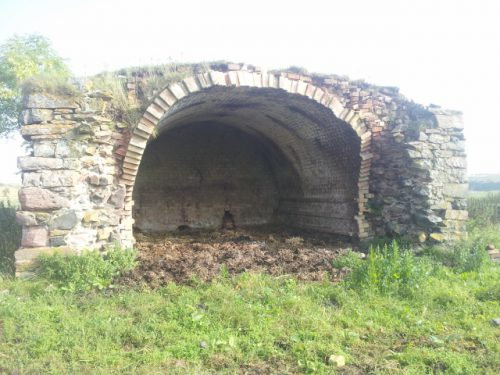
(120, 69, 373, 239)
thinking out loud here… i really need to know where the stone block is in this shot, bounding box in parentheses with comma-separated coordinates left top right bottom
(20, 108, 54, 125)
(108, 185, 126, 208)
(432, 111, 464, 130)
(83, 210, 100, 223)
(50, 210, 78, 230)
(55, 141, 72, 157)
(49, 236, 67, 247)
(97, 227, 112, 241)
(19, 187, 69, 211)
(40, 170, 79, 187)
(21, 124, 74, 138)
(444, 209, 468, 220)
(33, 143, 56, 157)
(21, 226, 48, 247)
(22, 172, 42, 186)
(18, 156, 64, 171)
(430, 232, 445, 242)
(15, 211, 37, 226)
(443, 183, 468, 198)
(88, 174, 113, 186)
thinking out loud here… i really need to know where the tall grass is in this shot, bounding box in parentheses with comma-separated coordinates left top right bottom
(0, 202, 21, 276)
(467, 192, 500, 228)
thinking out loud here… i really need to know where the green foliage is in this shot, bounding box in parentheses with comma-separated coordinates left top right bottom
(348, 241, 428, 297)
(36, 244, 137, 292)
(0, 202, 21, 276)
(0, 34, 70, 136)
(331, 249, 363, 269)
(426, 240, 490, 273)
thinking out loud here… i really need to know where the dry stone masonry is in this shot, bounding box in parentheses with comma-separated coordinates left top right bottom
(15, 63, 467, 276)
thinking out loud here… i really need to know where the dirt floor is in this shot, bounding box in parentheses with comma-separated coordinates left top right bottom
(119, 226, 359, 287)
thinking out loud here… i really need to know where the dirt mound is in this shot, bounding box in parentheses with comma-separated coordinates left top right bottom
(119, 227, 357, 287)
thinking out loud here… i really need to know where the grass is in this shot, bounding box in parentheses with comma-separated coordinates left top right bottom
(0, 195, 499, 373)
(0, 256, 498, 374)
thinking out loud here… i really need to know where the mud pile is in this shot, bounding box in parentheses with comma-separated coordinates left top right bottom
(119, 227, 357, 286)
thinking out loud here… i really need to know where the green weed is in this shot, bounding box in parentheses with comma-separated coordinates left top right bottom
(36, 244, 137, 292)
(348, 241, 429, 297)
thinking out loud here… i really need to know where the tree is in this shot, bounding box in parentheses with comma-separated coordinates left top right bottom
(0, 34, 70, 137)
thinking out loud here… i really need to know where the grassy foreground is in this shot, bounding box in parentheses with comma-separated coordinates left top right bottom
(0, 229, 498, 374)
(0, 194, 499, 374)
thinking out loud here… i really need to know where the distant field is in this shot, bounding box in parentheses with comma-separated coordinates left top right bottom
(468, 190, 500, 197)
(0, 184, 19, 206)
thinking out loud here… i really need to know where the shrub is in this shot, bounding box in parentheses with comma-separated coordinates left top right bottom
(0, 202, 21, 276)
(348, 240, 428, 297)
(36, 244, 137, 292)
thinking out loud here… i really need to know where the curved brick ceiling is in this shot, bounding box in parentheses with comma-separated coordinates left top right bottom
(134, 86, 361, 235)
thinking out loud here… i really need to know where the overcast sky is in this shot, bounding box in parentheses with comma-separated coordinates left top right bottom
(1, 0, 499, 184)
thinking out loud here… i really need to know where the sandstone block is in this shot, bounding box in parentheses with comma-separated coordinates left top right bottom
(430, 232, 445, 242)
(55, 141, 72, 157)
(19, 187, 69, 211)
(432, 110, 464, 130)
(97, 227, 112, 241)
(21, 124, 74, 138)
(33, 143, 56, 157)
(21, 226, 48, 247)
(40, 170, 79, 187)
(444, 209, 468, 220)
(50, 210, 78, 230)
(18, 156, 64, 171)
(83, 210, 100, 223)
(20, 108, 54, 124)
(22, 172, 41, 187)
(443, 183, 468, 198)
(16, 211, 37, 226)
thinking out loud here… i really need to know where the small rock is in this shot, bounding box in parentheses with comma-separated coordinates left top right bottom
(430, 233, 445, 242)
(327, 354, 345, 367)
(199, 341, 208, 349)
(491, 318, 500, 326)
(486, 244, 496, 251)
(418, 232, 427, 243)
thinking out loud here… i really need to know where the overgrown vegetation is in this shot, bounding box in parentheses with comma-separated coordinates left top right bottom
(0, 34, 70, 137)
(36, 245, 137, 292)
(0, 193, 498, 373)
(0, 202, 21, 276)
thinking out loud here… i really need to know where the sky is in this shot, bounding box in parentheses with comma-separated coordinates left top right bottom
(0, 0, 499, 184)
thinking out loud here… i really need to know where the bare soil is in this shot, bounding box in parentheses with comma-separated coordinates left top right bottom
(119, 226, 357, 287)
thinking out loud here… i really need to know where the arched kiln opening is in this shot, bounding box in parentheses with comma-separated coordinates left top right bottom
(132, 86, 361, 236)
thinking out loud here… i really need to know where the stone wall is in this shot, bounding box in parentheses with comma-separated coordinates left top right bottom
(15, 63, 467, 275)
